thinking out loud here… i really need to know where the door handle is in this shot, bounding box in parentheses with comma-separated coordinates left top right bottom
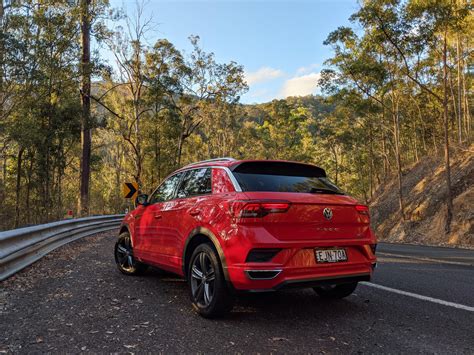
(154, 214, 162, 219)
(189, 209, 201, 216)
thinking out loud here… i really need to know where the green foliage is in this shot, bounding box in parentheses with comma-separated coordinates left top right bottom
(0, 0, 472, 231)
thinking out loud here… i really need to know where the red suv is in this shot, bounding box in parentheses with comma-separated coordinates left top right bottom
(115, 158, 377, 317)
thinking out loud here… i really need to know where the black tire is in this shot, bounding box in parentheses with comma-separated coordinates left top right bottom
(114, 232, 148, 275)
(187, 243, 234, 318)
(313, 282, 358, 299)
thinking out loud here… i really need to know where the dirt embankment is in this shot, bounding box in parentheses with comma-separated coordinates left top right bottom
(370, 145, 473, 248)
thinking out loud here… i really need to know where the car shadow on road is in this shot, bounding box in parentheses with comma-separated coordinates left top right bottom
(137, 266, 369, 321)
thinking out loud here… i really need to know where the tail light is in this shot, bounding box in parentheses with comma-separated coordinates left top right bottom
(231, 200, 290, 218)
(355, 205, 370, 223)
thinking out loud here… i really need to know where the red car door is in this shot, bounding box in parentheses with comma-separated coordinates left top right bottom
(134, 203, 163, 262)
(134, 172, 183, 266)
(158, 168, 212, 271)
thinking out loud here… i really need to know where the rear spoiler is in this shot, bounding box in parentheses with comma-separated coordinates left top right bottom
(230, 161, 326, 177)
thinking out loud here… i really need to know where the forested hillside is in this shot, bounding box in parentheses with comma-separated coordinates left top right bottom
(371, 145, 473, 247)
(0, 0, 472, 245)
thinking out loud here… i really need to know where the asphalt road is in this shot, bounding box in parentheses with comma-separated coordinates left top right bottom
(1, 233, 473, 354)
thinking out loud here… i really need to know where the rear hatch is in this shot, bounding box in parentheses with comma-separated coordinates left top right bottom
(231, 161, 370, 241)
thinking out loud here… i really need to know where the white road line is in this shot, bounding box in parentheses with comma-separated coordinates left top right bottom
(360, 282, 474, 312)
(377, 252, 473, 267)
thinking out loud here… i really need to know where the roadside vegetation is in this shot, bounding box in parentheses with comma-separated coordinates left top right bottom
(0, 0, 472, 244)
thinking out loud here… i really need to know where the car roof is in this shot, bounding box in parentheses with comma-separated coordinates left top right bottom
(174, 158, 324, 173)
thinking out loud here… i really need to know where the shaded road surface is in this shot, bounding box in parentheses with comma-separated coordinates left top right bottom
(1, 232, 473, 353)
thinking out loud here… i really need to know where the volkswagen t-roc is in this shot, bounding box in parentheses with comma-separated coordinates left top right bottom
(115, 158, 377, 317)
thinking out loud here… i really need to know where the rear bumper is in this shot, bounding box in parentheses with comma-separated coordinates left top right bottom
(256, 273, 371, 292)
(227, 261, 374, 291)
(223, 241, 376, 291)
(216, 223, 377, 291)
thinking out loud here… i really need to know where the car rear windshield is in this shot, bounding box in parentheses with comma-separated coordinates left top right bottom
(232, 162, 344, 194)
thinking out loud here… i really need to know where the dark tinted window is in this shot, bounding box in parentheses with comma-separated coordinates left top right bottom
(150, 173, 183, 203)
(233, 161, 326, 177)
(177, 168, 212, 198)
(232, 162, 343, 194)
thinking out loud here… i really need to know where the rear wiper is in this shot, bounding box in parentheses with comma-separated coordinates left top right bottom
(309, 188, 343, 195)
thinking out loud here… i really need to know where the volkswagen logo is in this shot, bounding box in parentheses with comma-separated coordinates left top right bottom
(323, 208, 333, 220)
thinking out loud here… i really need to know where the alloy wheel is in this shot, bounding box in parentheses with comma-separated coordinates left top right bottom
(115, 236, 135, 272)
(190, 252, 216, 307)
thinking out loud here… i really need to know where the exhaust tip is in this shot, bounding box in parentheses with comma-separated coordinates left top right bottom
(245, 269, 282, 280)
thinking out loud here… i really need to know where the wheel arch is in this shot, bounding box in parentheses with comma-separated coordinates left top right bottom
(119, 224, 136, 246)
(182, 227, 230, 283)
(119, 225, 129, 235)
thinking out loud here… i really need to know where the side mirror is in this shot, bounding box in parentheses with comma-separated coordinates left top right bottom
(136, 194, 149, 206)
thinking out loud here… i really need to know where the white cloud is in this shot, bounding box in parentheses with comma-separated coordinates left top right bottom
(296, 63, 320, 75)
(280, 72, 321, 98)
(249, 88, 270, 98)
(245, 67, 285, 85)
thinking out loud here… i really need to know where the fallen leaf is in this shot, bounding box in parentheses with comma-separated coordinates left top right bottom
(270, 337, 289, 342)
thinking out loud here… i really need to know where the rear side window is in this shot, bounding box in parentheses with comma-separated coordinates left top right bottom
(232, 162, 343, 194)
(177, 168, 212, 198)
(150, 172, 183, 203)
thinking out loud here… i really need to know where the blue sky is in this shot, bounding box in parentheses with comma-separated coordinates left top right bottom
(107, 0, 359, 103)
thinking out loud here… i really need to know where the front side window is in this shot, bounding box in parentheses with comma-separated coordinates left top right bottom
(177, 168, 212, 198)
(150, 172, 183, 204)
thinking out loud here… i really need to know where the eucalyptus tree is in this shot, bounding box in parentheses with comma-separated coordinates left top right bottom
(76, 0, 114, 215)
(173, 35, 247, 166)
(0, 1, 84, 227)
(322, 21, 408, 220)
(94, 3, 156, 187)
(355, 0, 472, 231)
(143, 39, 187, 185)
(79, 0, 91, 216)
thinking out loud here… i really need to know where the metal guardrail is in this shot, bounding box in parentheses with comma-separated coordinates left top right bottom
(0, 215, 124, 281)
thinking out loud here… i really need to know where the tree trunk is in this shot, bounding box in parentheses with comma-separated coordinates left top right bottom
(442, 33, 453, 233)
(176, 118, 188, 167)
(381, 131, 388, 181)
(456, 35, 463, 144)
(393, 98, 405, 221)
(134, 109, 142, 187)
(177, 134, 184, 167)
(14, 147, 24, 228)
(3, 154, 6, 189)
(26, 151, 33, 225)
(449, 72, 458, 134)
(79, 0, 92, 216)
(432, 132, 438, 154)
(56, 142, 64, 220)
(412, 120, 419, 163)
(368, 121, 374, 197)
(381, 104, 390, 181)
(0, 0, 4, 122)
(152, 126, 158, 187)
(461, 50, 471, 141)
(331, 145, 339, 185)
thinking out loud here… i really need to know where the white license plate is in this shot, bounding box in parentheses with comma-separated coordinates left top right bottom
(315, 249, 347, 263)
